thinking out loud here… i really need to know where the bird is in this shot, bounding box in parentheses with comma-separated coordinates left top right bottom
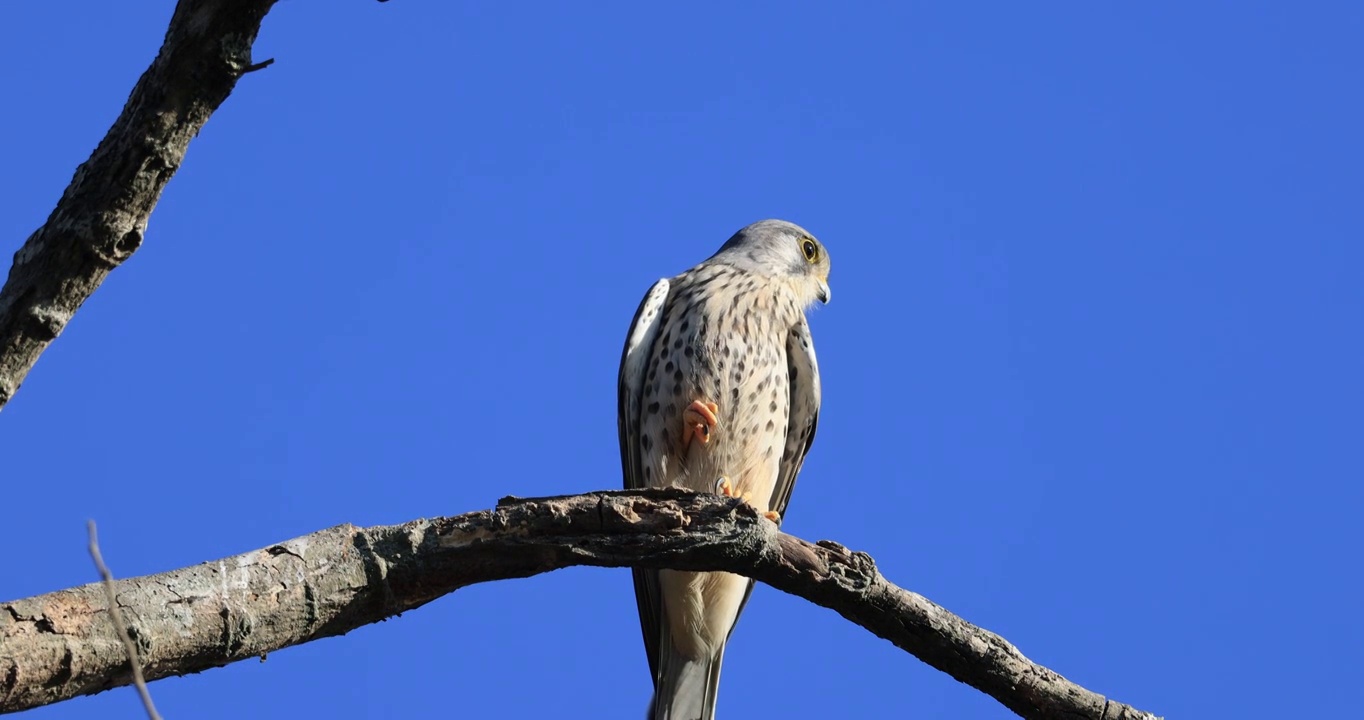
(617, 219, 829, 720)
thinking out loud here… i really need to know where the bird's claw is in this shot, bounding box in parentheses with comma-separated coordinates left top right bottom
(714, 476, 735, 496)
(713, 477, 781, 524)
(683, 399, 720, 448)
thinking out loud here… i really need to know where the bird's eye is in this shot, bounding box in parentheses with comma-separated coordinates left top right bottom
(801, 239, 819, 263)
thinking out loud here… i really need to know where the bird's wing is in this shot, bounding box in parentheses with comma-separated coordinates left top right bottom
(728, 313, 822, 639)
(770, 313, 822, 519)
(617, 278, 671, 683)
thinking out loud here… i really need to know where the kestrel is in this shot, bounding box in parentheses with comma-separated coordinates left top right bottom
(617, 219, 830, 720)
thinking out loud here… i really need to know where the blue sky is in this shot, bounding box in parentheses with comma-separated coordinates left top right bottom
(3, 2, 1361, 718)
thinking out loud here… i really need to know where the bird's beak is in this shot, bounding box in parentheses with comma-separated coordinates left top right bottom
(816, 277, 831, 304)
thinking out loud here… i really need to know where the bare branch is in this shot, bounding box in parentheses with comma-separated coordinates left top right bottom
(86, 522, 162, 720)
(0, 0, 279, 411)
(0, 489, 1160, 719)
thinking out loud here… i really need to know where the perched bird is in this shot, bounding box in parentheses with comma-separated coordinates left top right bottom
(617, 219, 830, 720)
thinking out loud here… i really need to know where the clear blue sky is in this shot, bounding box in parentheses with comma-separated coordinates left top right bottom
(3, 2, 1361, 718)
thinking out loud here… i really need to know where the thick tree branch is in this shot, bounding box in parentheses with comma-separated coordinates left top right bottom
(0, 489, 1160, 719)
(0, 0, 277, 410)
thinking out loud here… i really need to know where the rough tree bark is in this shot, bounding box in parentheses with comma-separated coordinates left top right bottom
(0, 0, 277, 410)
(0, 489, 1159, 719)
(1, 3, 1160, 720)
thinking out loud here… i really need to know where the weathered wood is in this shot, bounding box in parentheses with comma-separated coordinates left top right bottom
(0, 489, 1159, 719)
(0, 0, 278, 410)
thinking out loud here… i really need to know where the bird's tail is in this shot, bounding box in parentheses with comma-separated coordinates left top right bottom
(647, 645, 723, 720)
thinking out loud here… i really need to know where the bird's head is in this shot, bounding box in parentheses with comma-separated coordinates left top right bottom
(711, 219, 831, 307)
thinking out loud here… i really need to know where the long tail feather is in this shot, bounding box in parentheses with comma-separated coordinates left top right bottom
(648, 645, 723, 720)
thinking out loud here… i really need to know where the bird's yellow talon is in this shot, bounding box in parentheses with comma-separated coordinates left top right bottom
(714, 478, 777, 522)
(714, 476, 735, 497)
(683, 399, 720, 448)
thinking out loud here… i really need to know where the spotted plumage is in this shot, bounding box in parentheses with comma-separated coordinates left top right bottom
(618, 219, 830, 720)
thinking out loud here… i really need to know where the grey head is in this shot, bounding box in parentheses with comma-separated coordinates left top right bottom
(708, 219, 832, 306)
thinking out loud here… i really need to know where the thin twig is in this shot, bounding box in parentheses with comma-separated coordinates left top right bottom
(87, 520, 163, 720)
(237, 57, 275, 75)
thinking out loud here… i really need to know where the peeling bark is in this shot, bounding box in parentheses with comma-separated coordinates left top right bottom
(0, 0, 278, 410)
(0, 489, 1160, 719)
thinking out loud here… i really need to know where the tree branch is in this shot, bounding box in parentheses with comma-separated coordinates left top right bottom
(0, 489, 1160, 719)
(86, 521, 162, 720)
(0, 0, 278, 411)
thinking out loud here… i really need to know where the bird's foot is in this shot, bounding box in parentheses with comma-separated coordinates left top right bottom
(714, 476, 735, 497)
(713, 477, 782, 524)
(682, 399, 720, 448)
